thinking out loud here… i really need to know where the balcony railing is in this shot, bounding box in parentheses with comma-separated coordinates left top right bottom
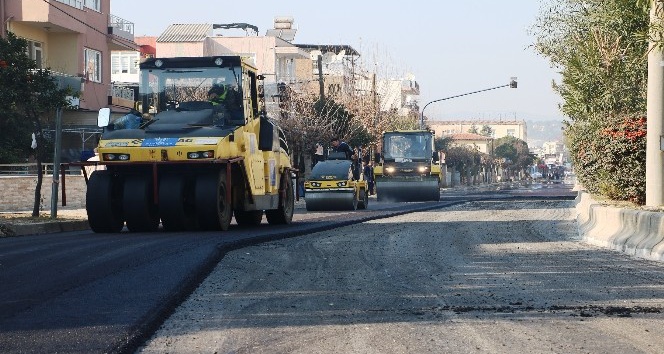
(111, 84, 135, 101)
(109, 14, 134, 36)
(55, 0, 83, 10)
(109, 83, 137, 108)
(50, 71, 83, 92)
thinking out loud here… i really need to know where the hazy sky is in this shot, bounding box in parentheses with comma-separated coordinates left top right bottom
(111, 0, 562, 122)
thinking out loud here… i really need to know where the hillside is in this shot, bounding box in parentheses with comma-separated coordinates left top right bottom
(527, 120, 564, 147)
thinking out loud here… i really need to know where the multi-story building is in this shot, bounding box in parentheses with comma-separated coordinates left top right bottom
(2, 0, 138, 114)
(374, 74, 420, 115)
(1, 0, 138, 161)
(293, 43, 360, 99)
(109, 36, 157, 109)
(151, 18, 421, 120)
(429, 120, 527, 141)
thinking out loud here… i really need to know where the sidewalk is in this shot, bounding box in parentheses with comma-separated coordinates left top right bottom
(0, 208, 90, 237)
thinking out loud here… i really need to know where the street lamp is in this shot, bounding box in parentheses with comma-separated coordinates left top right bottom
(420, 77, 518, 128)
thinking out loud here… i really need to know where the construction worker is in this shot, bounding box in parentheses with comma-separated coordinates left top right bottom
(331, 137, 360, 179)
(208, 84, 242, 122)
(330, 137, 354, 160)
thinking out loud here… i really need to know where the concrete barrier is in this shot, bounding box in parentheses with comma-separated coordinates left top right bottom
(576, 191, 664, 262)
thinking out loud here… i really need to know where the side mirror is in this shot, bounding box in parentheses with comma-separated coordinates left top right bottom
(97, 108, 110, 127)
(432, 151, 439, 163)
(373, 152, 381, 164)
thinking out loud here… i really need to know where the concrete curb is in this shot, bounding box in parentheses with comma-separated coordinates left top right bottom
(0, 220, 89, 237)
(576, 191, 664, 262)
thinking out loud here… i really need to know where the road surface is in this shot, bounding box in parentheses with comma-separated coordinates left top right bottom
(137, 196, 664, 354)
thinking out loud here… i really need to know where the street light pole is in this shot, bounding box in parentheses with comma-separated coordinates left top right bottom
(420, 78, 518, 128)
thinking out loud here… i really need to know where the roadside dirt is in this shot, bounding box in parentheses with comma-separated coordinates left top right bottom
(0, 209, 87, 224)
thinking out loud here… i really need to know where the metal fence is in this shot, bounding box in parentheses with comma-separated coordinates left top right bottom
(0, 164, 83, 176)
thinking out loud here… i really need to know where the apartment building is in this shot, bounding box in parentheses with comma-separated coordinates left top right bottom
(293, 43, 360, 99)
(1, 0, 138, 161)
(109, 36, 156, 109)
(429, 120, 527, 141)
(1, 0, 138, 115)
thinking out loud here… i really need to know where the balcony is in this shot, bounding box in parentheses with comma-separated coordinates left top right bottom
(108, 14, 138, 51)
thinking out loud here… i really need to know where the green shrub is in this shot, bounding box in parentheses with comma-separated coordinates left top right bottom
(568, 114, 646, 204)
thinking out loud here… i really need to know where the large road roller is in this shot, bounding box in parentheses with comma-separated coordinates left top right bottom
(84, 56, 295, 232)
(304, 154, 368, 211)
(373, 130, 441, 202)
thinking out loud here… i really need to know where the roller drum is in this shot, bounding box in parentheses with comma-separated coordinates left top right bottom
(375, 176, 440, 202)
(305, 190, 357, 211)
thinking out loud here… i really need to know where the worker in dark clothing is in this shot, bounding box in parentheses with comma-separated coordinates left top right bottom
(331, 137, 360, 179)
(363, 159, 375, 195)
(330, 137, 354, 160)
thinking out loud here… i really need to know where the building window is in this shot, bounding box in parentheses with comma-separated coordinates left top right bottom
(111, 52, 139, 75)
(84, 0, 101, 11)
(26, 40, 43, 69)
(55, 0, 83, 9)
(507, 129, 515, 137)
(84, 48, 102, 83)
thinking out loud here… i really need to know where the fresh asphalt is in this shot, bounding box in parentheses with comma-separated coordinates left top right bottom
(0, 181, 576, 354)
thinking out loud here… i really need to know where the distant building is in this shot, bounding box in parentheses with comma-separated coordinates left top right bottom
(448, 133, 492, 154)
(542, 141, 565, 155)
(293, 43, 360, 99)
(376, 74, 420, 116)
(430, 120, 527, 142)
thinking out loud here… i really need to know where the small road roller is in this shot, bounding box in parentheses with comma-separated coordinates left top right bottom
(304, 154, 368, 211)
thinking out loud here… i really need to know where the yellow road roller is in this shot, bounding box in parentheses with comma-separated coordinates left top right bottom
(373, 129, 441, 202)
(304, 156, 368, 211)
(81, 56, 295, 232)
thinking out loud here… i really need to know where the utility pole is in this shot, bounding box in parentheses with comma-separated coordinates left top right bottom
(317, 55, 324, 100)
(50, 108, 62, 218)
(372, 72, 377, 126)
(646, 0, 664, 206)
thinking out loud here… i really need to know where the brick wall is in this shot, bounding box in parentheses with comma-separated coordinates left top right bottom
(0, 176, 87, 212)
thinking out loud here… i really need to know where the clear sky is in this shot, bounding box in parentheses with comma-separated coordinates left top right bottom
(111, 0, 563, 122)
